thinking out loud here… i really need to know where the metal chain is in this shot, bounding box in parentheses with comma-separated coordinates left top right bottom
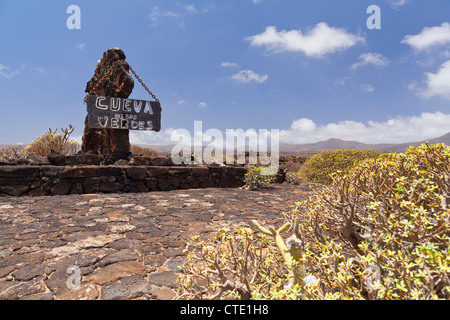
(88, 64, 116, 95)
(128, 64, 160, 102)
(84, 61, 160, 103)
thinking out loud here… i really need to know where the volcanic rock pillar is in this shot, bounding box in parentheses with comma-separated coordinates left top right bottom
(82, 48, 134, 159)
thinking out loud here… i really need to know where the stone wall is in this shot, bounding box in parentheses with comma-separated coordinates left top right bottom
(0, 165, 247, 197)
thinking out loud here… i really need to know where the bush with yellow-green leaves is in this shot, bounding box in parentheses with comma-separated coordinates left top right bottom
(175, 143, 449, 300)
(24, 126, 79, 157)
(297, 149, 381, 185)
(243, 166, 279, 190)
(291, 143, 449, 299)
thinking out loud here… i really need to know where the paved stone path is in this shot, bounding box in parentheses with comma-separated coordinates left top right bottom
(0, 183, 317, 300)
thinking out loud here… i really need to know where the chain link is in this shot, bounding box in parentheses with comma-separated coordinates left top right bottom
(88, 64, 116, 95)
(85, 61, 160, 103)
(128, 64, 160, 102)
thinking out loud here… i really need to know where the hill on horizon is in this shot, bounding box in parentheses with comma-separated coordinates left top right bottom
(136, 131, 450, 155)
(2, 132, 449, 156)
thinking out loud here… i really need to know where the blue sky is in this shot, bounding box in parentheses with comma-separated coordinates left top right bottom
(1, 0, 450, 146)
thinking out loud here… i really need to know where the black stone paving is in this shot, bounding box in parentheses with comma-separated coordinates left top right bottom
(0, 183, 318, 300)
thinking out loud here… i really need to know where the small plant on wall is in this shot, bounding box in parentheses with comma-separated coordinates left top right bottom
(242, 166, 279, 190)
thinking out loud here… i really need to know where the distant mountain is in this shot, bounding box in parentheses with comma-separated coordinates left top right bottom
(427, 132, 450, 145)
(137, 132, 450, 155)
(277, 131, 450, 154)
(291, 138, 374, 152)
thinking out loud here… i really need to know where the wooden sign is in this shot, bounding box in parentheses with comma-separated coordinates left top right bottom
(86, 95, 161, 132)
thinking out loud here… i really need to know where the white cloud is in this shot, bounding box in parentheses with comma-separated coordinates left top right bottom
(177, 3, 208, 14)
(130, 128, 178, 146)
(36, 68, 48, 76)
(402, 22, 450, 51)
(231, 69, 268, 84)
(130, 126, 275, 150)
(246, 23, 364, 58)
(222, 63, 268, 85)
(360, 84, 375, 93)
(279, 112, 450, 144)
(131, 126, 218, 147)
(253, 0, 263, 4)
(149, 6, 180, 25)
(220, 62, 239, 68)
(335, 76, 350, 86)
(388, 0, 410, 10)
(76, 43, 87, 51)
(177, 100, 206, 107)
(131, 112, 450, 147)
(183, 4, 197, 13)
(351, 53, 389, 70)
(413, 60, 450, 99)
(0, 64, 49, 78)
(0, 64, 23, 79)
(149, 4, 206, 28)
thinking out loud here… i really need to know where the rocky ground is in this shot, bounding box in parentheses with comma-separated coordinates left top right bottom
(0, 183, 318, 300)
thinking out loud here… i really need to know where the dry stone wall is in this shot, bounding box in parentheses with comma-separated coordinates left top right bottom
(0, 155, 246, 197)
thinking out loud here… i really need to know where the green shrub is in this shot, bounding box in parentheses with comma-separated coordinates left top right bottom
(285, 171, 303, 185)
(243, 166, 279, 190)
(176, 143, 449, 300)
(24, 126, 79, 157)
(174, 227, 286, 300)
(288, 143, 450, 299)
(297, 149, 381, 185)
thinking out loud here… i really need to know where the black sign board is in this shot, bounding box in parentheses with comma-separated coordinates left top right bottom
(86, 95, 161, 132)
